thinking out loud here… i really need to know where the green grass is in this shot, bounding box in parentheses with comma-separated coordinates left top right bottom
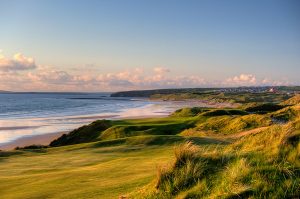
(0, 139, 173, 198)
(150, 91, 291, 104)
(171, 107, 210, 117)
(132, 120, 300, 198)
(50, 120, 112, 147)
(0, 135, 223, 199)
(0, 94, 299, 198)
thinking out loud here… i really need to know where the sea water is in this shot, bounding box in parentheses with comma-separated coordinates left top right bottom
(0, 92, 173, 146)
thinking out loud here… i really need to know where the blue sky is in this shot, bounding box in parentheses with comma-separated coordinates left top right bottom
(0, 0, 299, 91)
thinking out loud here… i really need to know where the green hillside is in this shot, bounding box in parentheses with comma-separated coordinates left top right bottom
(0, 95, 299, 198)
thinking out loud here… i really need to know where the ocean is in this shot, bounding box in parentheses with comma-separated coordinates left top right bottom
(0, 92, 175, 147)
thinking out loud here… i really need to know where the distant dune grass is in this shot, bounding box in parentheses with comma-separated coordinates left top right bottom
(0, 94, 299, 198)
(129, 102, 300, 198)
(150, 91, 291, 104)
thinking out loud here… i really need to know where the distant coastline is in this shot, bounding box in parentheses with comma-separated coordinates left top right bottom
(110, 86, 300, 97)
(0, 90, 10, 93)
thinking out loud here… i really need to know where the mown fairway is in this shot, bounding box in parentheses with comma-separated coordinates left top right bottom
(0, 140, 175, 198)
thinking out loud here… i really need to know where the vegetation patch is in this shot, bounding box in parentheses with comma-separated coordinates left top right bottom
(195, 114, 271, 135)
(50, 120, 112, 147)
(132, 124, 300, 198)
(280, 94, 300, 106)
(1, 92, 299, 198)
(15, 144, 48, 150)
(202, 109, 248, 117)
(100, 122, 195, 141)
(244, 103, 286, 114)
(271, 106, 299, 122)
(171, 107, 210, 117)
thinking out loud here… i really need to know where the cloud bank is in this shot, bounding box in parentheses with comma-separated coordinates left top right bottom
(0, 52, 294, 92)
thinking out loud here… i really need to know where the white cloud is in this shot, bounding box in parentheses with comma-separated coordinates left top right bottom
(225, 74, 257, 86)
(153, 67, 170, 74)
(0, 53, 36, 71)
(0, 51, 296, 91)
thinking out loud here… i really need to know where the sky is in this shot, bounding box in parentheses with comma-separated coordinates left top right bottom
(0, 0, 299, 91)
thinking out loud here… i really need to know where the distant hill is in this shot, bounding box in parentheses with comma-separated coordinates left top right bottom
(111, 88, 218, 97)
(111, 86, 300, 98)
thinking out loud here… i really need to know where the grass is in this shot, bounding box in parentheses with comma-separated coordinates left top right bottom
(194, 114, 271, 135)
(171, 107, 210, 117)
(0, 138, 175, 198)
(150, 91, 291, 104)
(0, 94, 299, 198)
(0, 135, 223, 199)
(132, 122, 300, 198)
(50, 120, 112, 146)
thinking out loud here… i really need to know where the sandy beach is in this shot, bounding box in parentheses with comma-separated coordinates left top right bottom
(0, 106, 172, 150)
(0, 98, 235, 151)
(0, 132, 66, 150)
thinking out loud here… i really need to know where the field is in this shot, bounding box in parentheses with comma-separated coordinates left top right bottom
(0, 140, 175, 198)
(0, 94, 299, 198)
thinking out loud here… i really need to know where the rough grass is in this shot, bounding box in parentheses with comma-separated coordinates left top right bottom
(171, 107, 210, 117)
(1, 95, 299, 198)
(280, 94, 300, 106)
(150, 92, 290, 104)
(244, 103, 286, 114)
(271, 105, 300, 122)
(130, 103, 300, 198)
(201, 109, 248, 117)
(195, 114, 271, 135)
(100, 121, 195, 141)
(132, 125, 300, 198)
(50, 120, 112, 147)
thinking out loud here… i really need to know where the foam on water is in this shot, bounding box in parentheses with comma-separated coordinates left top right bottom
(0, 93, 179, 145)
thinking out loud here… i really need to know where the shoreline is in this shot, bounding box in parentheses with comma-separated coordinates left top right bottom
(0, 132, 66, 150)
(0, 99, 235, 151)
(0, 113, 170, 151)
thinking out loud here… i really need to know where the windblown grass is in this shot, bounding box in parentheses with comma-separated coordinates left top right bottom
(130, 103, 300, 198)
(195, 114, 271, 135)
(1, 95, 299, 198)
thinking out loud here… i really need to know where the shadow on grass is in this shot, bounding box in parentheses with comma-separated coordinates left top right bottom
(92, 135, 228, 150)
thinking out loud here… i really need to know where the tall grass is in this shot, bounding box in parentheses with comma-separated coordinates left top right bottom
(132, 116, 300, 198)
